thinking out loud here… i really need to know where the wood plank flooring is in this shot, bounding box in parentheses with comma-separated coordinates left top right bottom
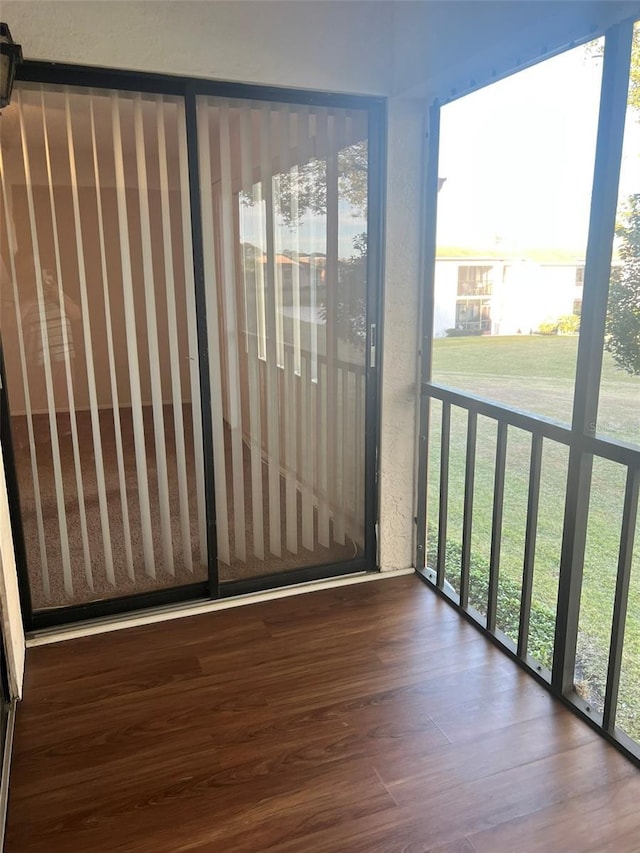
(6, 574, 640, 852)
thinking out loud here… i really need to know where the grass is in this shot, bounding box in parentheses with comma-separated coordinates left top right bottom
(427, 335, 640, 741)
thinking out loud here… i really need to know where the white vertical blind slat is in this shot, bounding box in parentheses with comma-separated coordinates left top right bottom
(261, 104, 282, 558)
(277, 105, 298, 555)
(309, 111, 320, 385)
(356, 370, 365, 541)
(300, 352, 314, 550)
(176, 98, 207, 568)
(239, 106, 265, 561)
(133, 95, 174, 576)
(314, 361, 331, 548)
(291, 110, 302, 377)
(64, 90, 114, 589)
(111, 92, 156, 578)
(327, 111, 345, 546)
(317, 359, 330, 547)
(16, 90, 74, 596)
(197, 95, 231, 565)
(285, 347, 298, 553)
(296, 108, 315, 551)
(291, 173, 302, 376)
(273, 107, 287, 370)
(0, 149, 51, 598)
(156, 97, 193, 573)
(89, 92, 135, 580)
(218, 102, 247, 562)
(49, 95, 92, 587)
(314, 109, 331, 548)
(255, 186, 268, 362)
(335, 365, 346, 545)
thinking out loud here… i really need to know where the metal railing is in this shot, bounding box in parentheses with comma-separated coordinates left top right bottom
(415, 17, 640, 767)
(417, 381, 640, 765)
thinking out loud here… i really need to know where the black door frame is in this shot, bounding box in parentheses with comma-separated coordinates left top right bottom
(6, 61, 386, 630)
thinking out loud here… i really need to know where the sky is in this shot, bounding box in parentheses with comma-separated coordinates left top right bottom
(240, 195, 365, 260)
(240, 36, 640, 261)
(436, 37, 640, 256)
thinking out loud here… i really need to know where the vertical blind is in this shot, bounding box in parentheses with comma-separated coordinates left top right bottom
(0, 84, 207, 607)
(196, 97, 368, 580)
(0, 81, 370, 608)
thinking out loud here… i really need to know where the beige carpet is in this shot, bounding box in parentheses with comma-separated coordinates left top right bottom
(12, 406, 359, 612)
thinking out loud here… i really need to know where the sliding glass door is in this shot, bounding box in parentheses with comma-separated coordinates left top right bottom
(195, 96, 370, 584)
(0, 72, 381, 622)
(0, 84, 208, 612)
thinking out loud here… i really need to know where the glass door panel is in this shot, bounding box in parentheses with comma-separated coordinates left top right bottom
(195, 96, 369, 582)
(0, 83, 207, 610)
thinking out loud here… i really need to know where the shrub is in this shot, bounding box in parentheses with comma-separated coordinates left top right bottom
(557, 314, 581, 335)
(445, 327, 483, 337)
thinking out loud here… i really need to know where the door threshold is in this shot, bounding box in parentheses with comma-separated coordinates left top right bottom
(26, 568, 414, 647)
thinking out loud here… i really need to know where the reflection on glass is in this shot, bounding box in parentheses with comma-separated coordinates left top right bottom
(0, 83, 207, 609)
(600, 21, 640, 448)
(198, 98, 369, 581)
(432, 40, 603, 424)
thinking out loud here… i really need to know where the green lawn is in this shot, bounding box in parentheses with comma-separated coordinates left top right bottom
(427, 335, 640, 740)
(432, 335, 639, 440)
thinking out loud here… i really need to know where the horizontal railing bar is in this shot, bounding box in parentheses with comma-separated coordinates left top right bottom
(583, 435, 640, 468)
(487, 421, 507, 633)
(518, 432, 543, 659)
(460, 410, 477, 610)
(423, 382, 572, 443)
(423, 382, 640, 468)
(603, 466, 640, 733)
(437, 402, 451, 588)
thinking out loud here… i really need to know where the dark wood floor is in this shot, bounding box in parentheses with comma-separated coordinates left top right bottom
(6, 574, 640, 852)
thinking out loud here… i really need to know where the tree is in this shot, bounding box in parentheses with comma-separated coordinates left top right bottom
(599, 26, 640, 375)
(605, 194, 640, 375)
(274, 141, 368, 226)
(329, 238, 368, 349)
(586, 27, 639, 109)
(630, 24, 640, 113)
(241, 139, 369, 349)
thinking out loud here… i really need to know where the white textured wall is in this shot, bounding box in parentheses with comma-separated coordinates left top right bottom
(378, 98, 426, 570)
(3, 0, 394, 95)
(0, 440, 25, 699)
